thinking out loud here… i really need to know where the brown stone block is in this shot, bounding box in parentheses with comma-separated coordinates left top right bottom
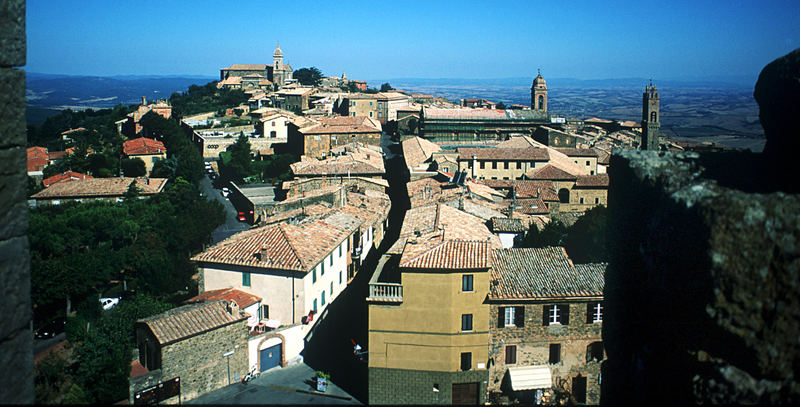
(0, 147, 27, 240)
(0, 236, 31, 341)
(0, 0, 26, 67)
(0, 68, 26, 148)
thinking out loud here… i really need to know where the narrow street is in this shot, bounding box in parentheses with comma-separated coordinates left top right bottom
(300, 135, 409, 404)
(198, 171, 249, 244)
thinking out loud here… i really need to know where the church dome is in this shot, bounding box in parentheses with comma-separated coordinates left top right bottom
(274, 44, 283, 57)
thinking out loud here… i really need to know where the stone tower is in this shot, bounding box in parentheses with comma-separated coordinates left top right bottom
(273, 43, 283, 71)
(641, 81, 660, 151)
(531, 69, 548, 112)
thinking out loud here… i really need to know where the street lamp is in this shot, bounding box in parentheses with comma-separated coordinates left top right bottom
(223, 350, 234, 384)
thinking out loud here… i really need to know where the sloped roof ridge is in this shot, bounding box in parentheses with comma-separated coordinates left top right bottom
(276, 223, 304, 269)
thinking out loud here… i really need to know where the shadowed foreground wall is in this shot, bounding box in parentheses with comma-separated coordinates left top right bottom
(601, 149, 800, 404)
(0, 0, 33, 403)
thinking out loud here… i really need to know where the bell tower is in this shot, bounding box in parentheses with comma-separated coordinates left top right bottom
(641, 80, 660, 151)
(531, 69, 548, 112)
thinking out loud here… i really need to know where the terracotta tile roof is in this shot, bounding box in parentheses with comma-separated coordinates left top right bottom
(48, 151, 66, 160)
(290, 147, 385, 176)
(138, 300, 248, 346)
(490, 217, 527, 233)
(513, 181, 559, 201)
(192, 213, 359, 272)
(27, 146, 49, 160)
(219, 76, 242, 86)
(514, 198, 550, 215)
(301, 116, 382, 135)
(457, 147, 549, 161)
(496, 136, 537, 149)
(42, 171, 93, 187)
(31, 177, 168, 199)
(466, 181, 505, 201)
(443, 197, 507, 221)
(525, 164, 577, 180)
(595, 149, 611, 165)
(389, 203, 501, 254)
(186, 288, 262, 309)
(400, 239, 492, 269)
(489, 247, 606, 299)
(130, 360, 149, 378)
(222, 64, 269, 71)
(575, 174, 610, 187)
(402, 136, 441, 169)
(555, 148, 598, 157)
(123, 137, 167, 156)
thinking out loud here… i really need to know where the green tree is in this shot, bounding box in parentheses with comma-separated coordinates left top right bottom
(293, 67, 323, 86)
(121, 158, 146, 177)
(496, 101, 506, 109)
(522, 219, 568, 248)
(563, 205, 609, 263)
(150, 156, 179, 179)
(379, 83, 394, 92)
(224, 134, 253, 183)
(28, 176, 43, 197)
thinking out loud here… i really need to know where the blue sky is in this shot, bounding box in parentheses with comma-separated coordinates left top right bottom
(26, 0, 799, 81)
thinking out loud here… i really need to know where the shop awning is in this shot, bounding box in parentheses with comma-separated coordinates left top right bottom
(508, 365, 552, 391)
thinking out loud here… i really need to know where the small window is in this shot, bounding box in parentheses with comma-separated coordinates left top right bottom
(369, 112, 373, 117)
(330, 254, 333, 266)
(595, 197, 599, 204)
(587, 341, 604, 362)
(580, 197, 584, 204)
(516, 161, 521, 169)
(461, 314, 473, 331)
(313, 267, 317, 283)
(321, 261, 325, 275)
(504, 307, 515, 327)
(505, 345, 517, 364)
(339, 243, 342, 257)
(460, 352, 472, 371)
(462, 275, 473, 292)
(504, 162, 509, 169)
(480, 161, 485, 169)
(261, 304, 269, 319)
(587, 302, 603, 323)
(330, 282, 334, 295)
(242, 272, 251, 287)
(543, 304, 569, 325)
(321, 291, 326, 306)
(339, 271, 342, 284)
(313, 299, 317, 311)
(549, 343, 561, 364)
(586, 160, 591, 166)
(492, 161, 497, 169)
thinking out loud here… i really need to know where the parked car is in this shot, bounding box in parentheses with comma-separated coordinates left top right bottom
(221, 187, 230, 198)
(34, 317, 66, 340)
(100, 297, 120, 311)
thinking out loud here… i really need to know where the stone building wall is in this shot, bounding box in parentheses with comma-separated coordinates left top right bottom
(489, 302, 603, 404)
(161, 321, 249, 402)
(369, 367, 488, 405)
(284, 177, 386, 198)
(330, 132, 381, 151)
(0, 0, 33, 403)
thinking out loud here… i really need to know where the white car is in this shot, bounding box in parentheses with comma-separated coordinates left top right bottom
(221, 187, 230, 198)
(100, 297, 120, 311)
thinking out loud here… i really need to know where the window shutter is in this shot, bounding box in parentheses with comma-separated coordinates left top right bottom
(515, 306, 525, 327)
(498, 307, 506, 328)
(586, 302, 593, 324)
(562, 304, 570, 325)
(542, 305, 550, 326)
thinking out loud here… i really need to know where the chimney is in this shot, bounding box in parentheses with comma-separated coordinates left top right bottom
(226, 300, 240, 316)
(472, 155, 477, 178)
(142, 96, 146, 106)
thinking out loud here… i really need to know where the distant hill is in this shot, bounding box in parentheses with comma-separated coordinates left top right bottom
(26, 73, 216, 124)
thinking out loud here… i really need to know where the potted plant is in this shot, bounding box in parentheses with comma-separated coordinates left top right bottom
(315, 371, 329, 392)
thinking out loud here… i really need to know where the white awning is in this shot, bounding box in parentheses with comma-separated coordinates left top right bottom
(508, 365, 552, 391)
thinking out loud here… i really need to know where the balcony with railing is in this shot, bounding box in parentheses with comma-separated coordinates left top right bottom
(367, 254, 403, 304)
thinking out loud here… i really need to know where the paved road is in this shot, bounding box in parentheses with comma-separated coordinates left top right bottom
(34, 333, 65, 356)
(198, 172, 249, 244)
(188, 362, 360, 405)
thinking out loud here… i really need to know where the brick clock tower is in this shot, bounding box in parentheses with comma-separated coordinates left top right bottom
(641, 81, 660, 151)
(531, 69, 548, 112)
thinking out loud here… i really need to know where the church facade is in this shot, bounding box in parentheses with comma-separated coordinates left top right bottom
(219, 44, 293, 90)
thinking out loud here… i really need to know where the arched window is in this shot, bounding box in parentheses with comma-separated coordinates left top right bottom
(538, 95, 544, 109)
(558, 188, 570, 203)
(650, 111, 657, 122)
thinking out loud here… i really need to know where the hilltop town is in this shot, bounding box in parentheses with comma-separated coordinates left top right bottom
(24, 44, 761, 405)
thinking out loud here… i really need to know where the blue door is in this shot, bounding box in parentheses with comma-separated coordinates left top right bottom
(259, 344, 281, 371)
